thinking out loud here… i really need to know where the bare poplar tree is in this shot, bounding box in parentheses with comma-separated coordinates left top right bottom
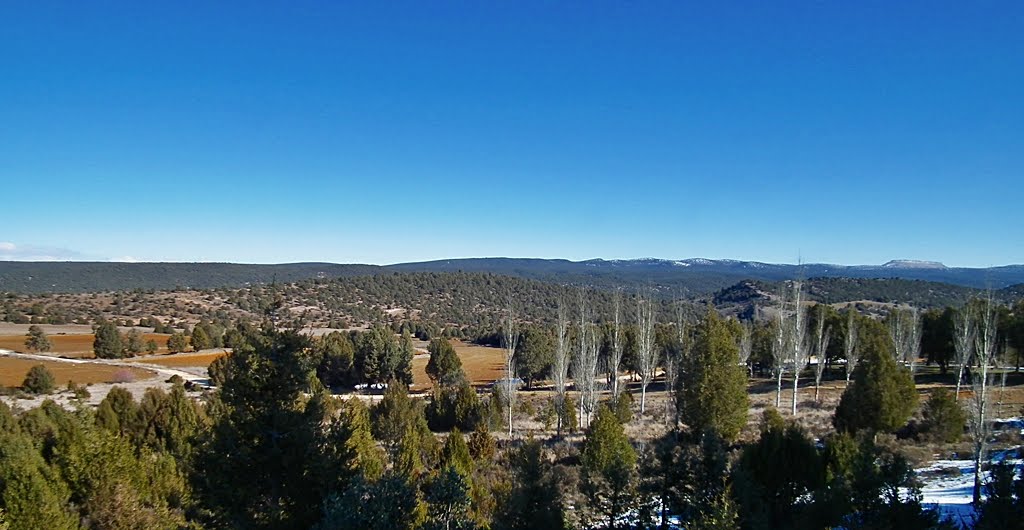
(665, 300, 689, 424)
(738, 319, 753, 378)
(608, 288, 625, 400)
(503, 297, 520, 437)
(844, 308, 859, 384)
(553, 296, 571, 436)
(812, 307, 832, 402)
(772, 301, 789, 409)
(969, 296, 998, 505)
(636, 292, 658, 414)
(789, 281, 809, 416)
(952, 304, 975, 402)
(572, 289, 599, 428)
(889, 307, 923, 372)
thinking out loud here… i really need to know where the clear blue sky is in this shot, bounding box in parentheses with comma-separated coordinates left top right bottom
(1, 2, 1021, 266)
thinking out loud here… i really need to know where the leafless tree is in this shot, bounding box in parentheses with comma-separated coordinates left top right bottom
(969, 296, 998, 505)
(503, 297, 520, 437)
(664, 300, 689, 424)
(889, 307, 923, 373)
(772, 301, 789, 409)
(812, 307, 832, 402)
(738, 319, 753, 378)
(553, 296, 571, 436)
(572, 289, 600, 429)
(844, 308, 859, 384)
(952, 304, 975, 402)
(636, 292, 658, 414)
(608, 289, 625, 400)
(788, 281, 809, 416)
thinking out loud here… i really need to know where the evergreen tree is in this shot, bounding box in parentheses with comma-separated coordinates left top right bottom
(194, 328, 351, 529)
(495, 438, 569, 530)
(0, 431, 78, 530)
(167, 332, 189, 354)
(315, 331, 356, 389)
(733, 409, 822, 529)
(124, 328, 144, 356)
(93, 320, 125, 359)
(190, 325, 211, 351)
(974, 461, 1024, 530)
(96, 385, 140, 438)
(441, 429, 473, 478)
(427, 338, 465, 388)
(515, 326, 553, 389)
(678, 309, 749, 442)
(21, 365, 55, 395)
(23, 325, 51, 353)
(920, 388, 966, 443)
(425, 466, 476, 530)
(834, 319, 917, 434)
(52, 417, 189, 529)
(315, 473, 420, 530)
(581, 403, 637, 529)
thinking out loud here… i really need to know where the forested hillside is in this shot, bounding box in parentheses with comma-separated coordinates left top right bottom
(4, 258, 1023, 295)
(4, 271, 1022, 332)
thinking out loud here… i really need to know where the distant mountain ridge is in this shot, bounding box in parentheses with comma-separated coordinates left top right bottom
(1, 257, 1022, 294)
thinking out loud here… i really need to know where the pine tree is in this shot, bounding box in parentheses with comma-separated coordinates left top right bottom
(23, 325, 51, 353)
(427, 338, 465, 388)
(93, 320, 125, 359)
(834, 319, 917, 434)
(0, 431, 78, 530)
(581, 404, 637, 529)
(678, 309, 749, 442)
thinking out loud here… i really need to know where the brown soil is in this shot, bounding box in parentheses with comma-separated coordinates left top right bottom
(0, 357, 156, 387)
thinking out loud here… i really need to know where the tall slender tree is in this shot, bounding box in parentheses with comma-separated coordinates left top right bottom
(844, 308, 860, 384)
(970, 296, 998, 505)
(636, 292, 658, 414)
(503, 297, 520, 437)
(609, 289, 625, 400)
(772, 303, 788, 409)
(738, 319, 753, 378)
(572, 289, 600, 429)
(813, 306, 832, 402)
(553, 296, 571, 437)
(952, 304, 975, 402)
(788, 281, 809, 416)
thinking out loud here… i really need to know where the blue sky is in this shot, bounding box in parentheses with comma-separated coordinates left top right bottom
(1, 2, 1021, 266)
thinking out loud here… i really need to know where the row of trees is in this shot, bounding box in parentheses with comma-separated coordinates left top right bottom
(7, 312, 995, 529)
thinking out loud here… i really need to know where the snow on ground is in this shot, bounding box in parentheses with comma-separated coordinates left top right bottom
(916, 435, 1023, 527)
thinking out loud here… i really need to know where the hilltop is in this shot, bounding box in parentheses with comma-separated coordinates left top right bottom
(2, 257, 1023, 295)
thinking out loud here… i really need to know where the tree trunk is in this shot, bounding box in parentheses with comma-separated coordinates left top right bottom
(791, 370, 799, 416)
(775, 370, 783, 408)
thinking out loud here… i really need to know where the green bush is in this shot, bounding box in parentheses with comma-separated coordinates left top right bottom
(22, 365, 56, 395)
(920, 388, 966, 443)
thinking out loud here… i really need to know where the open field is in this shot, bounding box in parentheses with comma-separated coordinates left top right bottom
(0, 332, 171, 357)
(127, 350, 227, 368)
(411, 340, 505, 391)
(0, 356, 156, 387)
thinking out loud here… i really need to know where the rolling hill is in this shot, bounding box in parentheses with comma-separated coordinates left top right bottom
(1, 257, 1022, 295)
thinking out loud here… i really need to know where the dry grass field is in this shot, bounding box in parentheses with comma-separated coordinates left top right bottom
(128, 351, 227, 368)
(411, 340, 505, 391)
(0, 333, 171, 357)
(0, 357, 156, 387)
